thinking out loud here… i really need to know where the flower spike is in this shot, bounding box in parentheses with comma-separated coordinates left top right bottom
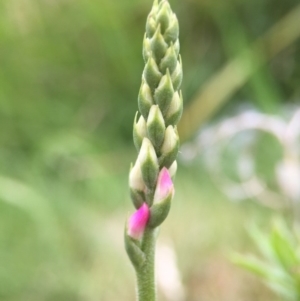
(125, 0, 182, 299)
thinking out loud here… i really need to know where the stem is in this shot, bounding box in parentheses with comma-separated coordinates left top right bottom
(136, 227, 157, 301)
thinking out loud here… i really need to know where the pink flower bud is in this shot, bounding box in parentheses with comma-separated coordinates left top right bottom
(128, 203, 150, 240)
(153, 167, 174, 203)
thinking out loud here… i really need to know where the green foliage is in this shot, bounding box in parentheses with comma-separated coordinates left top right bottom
(232, 219, 300, 300)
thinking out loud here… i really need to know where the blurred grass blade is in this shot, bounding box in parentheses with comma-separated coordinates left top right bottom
(179, 3, 300, 141)
(248, 223, 279, 264)
(232, 253, 296, 299)
(270, 220, 298, 271)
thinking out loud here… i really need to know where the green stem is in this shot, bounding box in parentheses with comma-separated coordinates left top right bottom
(136, 227, 157, 301)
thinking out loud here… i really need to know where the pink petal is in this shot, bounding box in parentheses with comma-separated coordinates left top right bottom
(128, 203, 150, 240)
(154, 167, 174, 203)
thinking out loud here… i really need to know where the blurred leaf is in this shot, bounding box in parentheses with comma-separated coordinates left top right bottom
(179, 3, 300, 141)
(248, 223, 279, 264)
(232, 253, 297, 300)
(234, 218, 300, 301)
(270, 219, 298, 271)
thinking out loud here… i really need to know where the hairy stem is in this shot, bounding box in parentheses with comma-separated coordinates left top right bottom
(136, 227, 157, 301)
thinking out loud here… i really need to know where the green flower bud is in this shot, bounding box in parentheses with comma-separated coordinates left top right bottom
(165, 90, 183, 126)
(138, 80, 154, 119)
(154, 69, 174, 114)
(147, 105, 165, 151)
(151, 25, 168, 62)
(146, 16, 157, 38)
(171, 55, 182, 91)
(138, 138, 159, 189)
(146, 0, 159, 38)
(160, 43, 178, 74)
(149, 0, 159, 17)
(143, 34, 152, 63)
(129, 161, 145, 192)
(164, 13, 179, 44)
(143, 57, 162, 92)
(133, 113, 147, 151)
(156, 1, 171, 33)
(129, 161, 146, 209)
(159, 125, 179, 168)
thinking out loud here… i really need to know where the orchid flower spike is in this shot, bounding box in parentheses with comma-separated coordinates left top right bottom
(128, 203, 150, 240)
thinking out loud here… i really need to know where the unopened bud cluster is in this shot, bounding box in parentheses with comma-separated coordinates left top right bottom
(125, 0, 182, 269)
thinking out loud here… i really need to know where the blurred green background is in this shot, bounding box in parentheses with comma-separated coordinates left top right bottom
(1, 0, 299, 300)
